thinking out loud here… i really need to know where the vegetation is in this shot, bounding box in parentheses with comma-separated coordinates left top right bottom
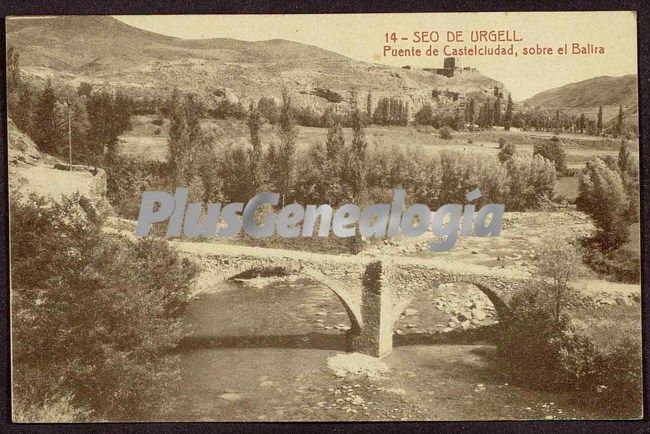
(498, 242, 642, 418)
(533, 138, 568, 175)
(10, 192, 198, 421)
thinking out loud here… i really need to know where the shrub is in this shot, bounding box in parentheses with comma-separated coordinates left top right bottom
(497, 286, 598, 391)
(439, 125, 453, 140)
(414, 104, 434, 126)
(534, 139, 567, 175)
(10, 192, 199, 421)
(498, 137, 506, 149)
(499, 286, 643, 417)
(588, 337, 643, 417)
(497, 142, 516, 162)
(581, 244, 640, 283)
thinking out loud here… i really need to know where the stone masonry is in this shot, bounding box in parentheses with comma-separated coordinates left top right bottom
(174, 240, 532, 358)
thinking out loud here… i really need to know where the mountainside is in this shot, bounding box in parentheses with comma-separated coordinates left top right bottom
(523, 75, 637, 110)
(6, 16, 504, 111)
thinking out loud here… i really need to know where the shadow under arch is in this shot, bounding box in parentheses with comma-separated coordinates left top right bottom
(224, 263, 362, 340)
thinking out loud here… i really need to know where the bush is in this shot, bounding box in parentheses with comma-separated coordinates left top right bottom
(497, 142, 516, 162)
(439, 126, 453, 140)
(497, 287, 598, 391)
(498, 287, 643, 417)
(11, 192, 199, 420)
(588, 337, 643, 417)
(581, 244, 640, 283)
(498, 137, 506, 149)
(534, 139, 567, 175)
(577, 158, 630, 250)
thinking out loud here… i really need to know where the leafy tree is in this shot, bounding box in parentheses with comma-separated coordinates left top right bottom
(345, 108, 368, 200)
(504, 94, 513, 130)
(275, 91, 298, 204)
(534, 238, 584, 322)
(166, 90, 203, 186)
(615, 104, 624, 137)
(493, 97, 502, 126)
(11, 192, 198, 420)
(33, 82, 63, 155)
(617, 139, 639, 222)
(247, 104, 264, 193)
(505, 155, 557, 210)
(414, 104, 434, 126)
(465, 98, 475, 129)
(577, 158, 630, 249)
(533, 139, 567, 175)
(86, 90, 133, 165)
(597, 106, 603, 134)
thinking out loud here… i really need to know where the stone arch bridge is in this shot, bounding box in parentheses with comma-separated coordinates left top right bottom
(174, 241, 533, 358)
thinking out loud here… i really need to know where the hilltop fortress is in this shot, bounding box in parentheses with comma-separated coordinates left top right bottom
(402, 57, 480, 78)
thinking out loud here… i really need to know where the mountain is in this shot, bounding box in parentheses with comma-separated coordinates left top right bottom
(6, 16, 504, 111)
(522, 75, 638, 124)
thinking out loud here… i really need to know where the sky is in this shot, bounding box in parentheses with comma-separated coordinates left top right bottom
(116, 12, 638, 101)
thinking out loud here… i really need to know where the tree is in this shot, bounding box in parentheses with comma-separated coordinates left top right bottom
(504, 94, 513, 131)
(247, 104, 264, 192)
(577, 158, 630, 249)
(535, 238, 584, 322)
(533, 139, 567, 175)
(597, 106, 603, 134)
(346, 108, 368, 200)
(33, 82, 63, 155)
(466, 98, 476, 130)
(166, 90, 203, 186)
(414, 104, 434, 126)
(10, 192, 198, 420)
(366, 91, 373, 121)
(87, 90, 133, 165)
(275, 91, 297, 204)
(493, 97, 502, 126)
(505, 155, 557, 211)
(615, 104, 624, 137)
(618, 139, 639, 222)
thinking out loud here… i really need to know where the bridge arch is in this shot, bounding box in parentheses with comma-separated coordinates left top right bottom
(387, 278, 511, 335)
(216, 262, 363, 335)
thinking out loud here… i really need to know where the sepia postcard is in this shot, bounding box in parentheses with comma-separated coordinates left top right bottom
(5, 11, 642, 422)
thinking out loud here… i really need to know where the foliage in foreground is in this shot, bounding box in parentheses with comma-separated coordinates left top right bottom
(11, 192, 199, 421)
(497, 286, 642, 418)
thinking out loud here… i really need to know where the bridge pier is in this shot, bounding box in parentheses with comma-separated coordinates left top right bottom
(349, 261, 393, 358)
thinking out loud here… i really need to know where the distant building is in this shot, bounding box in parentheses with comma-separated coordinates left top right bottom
(420, 57, 479, 78)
